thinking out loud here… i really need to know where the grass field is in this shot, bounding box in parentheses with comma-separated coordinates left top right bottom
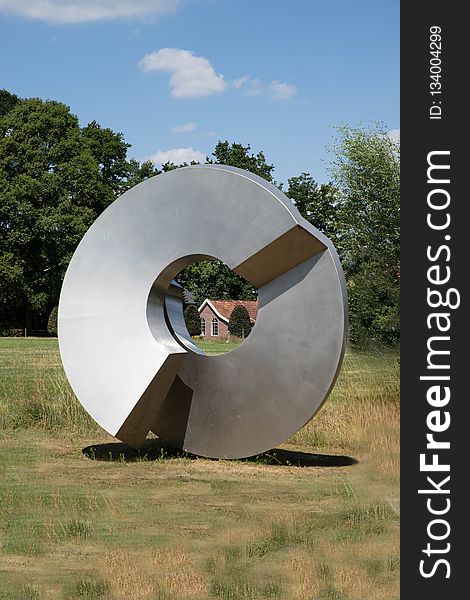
(0, 338, 399, 600)
(194, 339, 241, 355)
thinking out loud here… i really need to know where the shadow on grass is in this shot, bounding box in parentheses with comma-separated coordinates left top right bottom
(82, 438, 358, 468)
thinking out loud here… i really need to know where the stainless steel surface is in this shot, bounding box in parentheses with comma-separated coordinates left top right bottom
(58, 165, 348, 458)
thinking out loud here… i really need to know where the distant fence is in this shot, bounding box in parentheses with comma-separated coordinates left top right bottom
(0, 328, 51, 338)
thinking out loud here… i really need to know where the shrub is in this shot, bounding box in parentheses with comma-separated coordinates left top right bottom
(183, 304, 202, 336)
(0, 326, 23, 337)
(228, 305, 252, 339)
(47, 306, 58, 336)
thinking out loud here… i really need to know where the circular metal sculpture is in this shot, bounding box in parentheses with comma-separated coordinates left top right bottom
(58, 165, 347, 458)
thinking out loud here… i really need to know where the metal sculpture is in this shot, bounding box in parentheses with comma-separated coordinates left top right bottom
(58, 165, 347, 459)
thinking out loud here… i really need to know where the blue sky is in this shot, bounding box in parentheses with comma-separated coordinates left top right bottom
(0, 0, 399, 185)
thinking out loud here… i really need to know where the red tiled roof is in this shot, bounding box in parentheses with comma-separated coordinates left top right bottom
(205, 300, 258, 322)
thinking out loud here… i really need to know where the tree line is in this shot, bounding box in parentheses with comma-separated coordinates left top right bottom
(0, 89, 399, 346)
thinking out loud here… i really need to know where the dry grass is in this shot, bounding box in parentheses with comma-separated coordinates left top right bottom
(0, 339, 399, 599)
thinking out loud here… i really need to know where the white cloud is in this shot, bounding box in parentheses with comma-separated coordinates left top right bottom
(268, 80, 297, 101)
(0, 0, 180, 24)
(139, 48, 227, 98)
(233, 75, 250, 89)
(148, 147, 206, 166)
(233, 75, 297, 101)
(139, 48, 297, 102)
(172, 122, 196, 133)
(243, 78, 263, 96)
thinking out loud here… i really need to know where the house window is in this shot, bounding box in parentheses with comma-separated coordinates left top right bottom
(200, 318, 205, 336)
(211, 318, 219, 336)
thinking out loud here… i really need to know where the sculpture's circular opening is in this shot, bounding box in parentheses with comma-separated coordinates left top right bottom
(146, 257, 258, 357)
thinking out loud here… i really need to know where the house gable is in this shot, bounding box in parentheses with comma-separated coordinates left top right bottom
(198, 299, 230, 324)
(198, 299, 258, 339)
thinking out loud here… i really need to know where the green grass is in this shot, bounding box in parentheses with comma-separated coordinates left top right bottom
(0, 338, 399, 599)
(193, 338, 242, 355)
(0, 338, 99, 434)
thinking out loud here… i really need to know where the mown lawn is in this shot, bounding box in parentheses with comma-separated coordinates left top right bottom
(194, 339, 241, 355)
(0, 338, 399, 600)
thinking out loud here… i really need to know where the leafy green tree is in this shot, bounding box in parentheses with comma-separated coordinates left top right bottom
(228, 305, 252, 339)
(328, 124, 400, 346)
(0, 89, 19, 116)
(161, 159, 200, 173)
(121, 158, 161, 193)
(183, 304, 201, 337)
(0, 94, 133, 330)
(81, 120, 130, 194)
(177, 261, 256, 308)
(209, 141, 275, 182)
(286, 173, 339, 240)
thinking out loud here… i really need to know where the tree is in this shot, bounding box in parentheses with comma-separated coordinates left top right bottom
(121, 158, 161, 194)
(47, 306, 58, 336)
(81, 120, 130, 195)
(177, 261, 256, 308)
(0, 89, 19, 116)
(209, 140, 275, 182)
(161, 159, 200, 173)
(286, 173, 339, 241)
(0, 93, 135, 330)
(328, 124, 400, 346)
(228, 305, 252, 339)
(183, 304, 201, 337)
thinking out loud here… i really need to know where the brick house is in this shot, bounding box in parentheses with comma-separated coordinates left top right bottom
(198, 299, 258, 339)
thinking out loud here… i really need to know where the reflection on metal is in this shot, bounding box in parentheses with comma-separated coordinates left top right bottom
(58, 165, 348, 459)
